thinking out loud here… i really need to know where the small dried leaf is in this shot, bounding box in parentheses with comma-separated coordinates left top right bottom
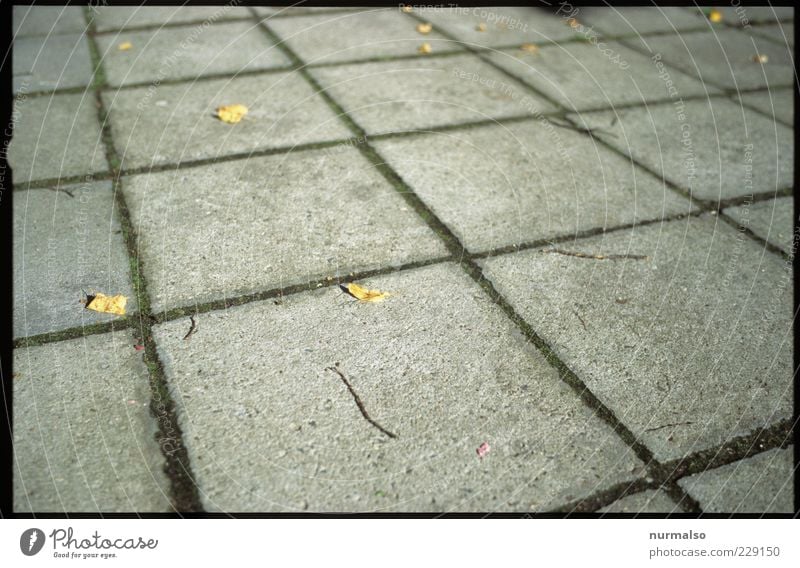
(477, 442, 490, 459)
(85, 293, 127, 315)
(416, 22, 432, 34)
(708, 8, 723, 23)
(118, 41, 133, 51)
(401, 5, 413, 12)
(216, 104, 248, 124)
(752, 54, 769, 64)
(566, 17, 580, 29)
(134, 344, 145, 351)
(476, 22, 487, 32)
(344, 282, 390, 302)
(520, 43, 539, 53)
(418, 42, 432, 54)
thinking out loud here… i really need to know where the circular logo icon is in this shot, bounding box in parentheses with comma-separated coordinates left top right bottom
(20, 528, 45, 556)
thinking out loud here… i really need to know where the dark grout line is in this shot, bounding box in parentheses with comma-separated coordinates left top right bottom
(83, 7, 204, 514)
(12, 318, 137, 349)
(549, 477, 655, 514)
(717, 209, 793, 261)
(89, 15, 256, 36)
(730, 92, 795, 130)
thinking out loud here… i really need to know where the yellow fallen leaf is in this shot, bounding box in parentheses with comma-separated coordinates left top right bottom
(85, 293, 127, 315)
(216, 104, 248, 124)
(401, 5, 413, 13)
(476, 22, 487, 32)
(118, 41, 133, 51)
(520, 43, 539, 53)
(708, 8, 723, 23)
(416, 22, 432, 34)
(566, 18, 581, 29)
(752, 54, 769, 64)
(345, 283, 390, 302)
(418, 42, 432, 54)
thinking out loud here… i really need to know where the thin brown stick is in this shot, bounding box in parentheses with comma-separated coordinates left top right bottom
(326, 366, 397, 439)
(645, 421, 694, 433)
(544, 249, 649, 261)
(182, 316, 197, 340)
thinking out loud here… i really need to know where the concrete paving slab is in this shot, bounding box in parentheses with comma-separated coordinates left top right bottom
(574, 7, 708, 36)
(90, 5, 252, 32)
(13, 331, 172, 512)
(309, 54, 555, 135)
(13, 6, 88, 37)
(152, 262, 643, 512)
(571, 97, 794, 201)
(374, 120, 691, 253)
(267, 9, 461, 65)
(9, 92, 108, 184)
(96, 21, 291, 87)
(724, 196, 795, 254)
(13, 34, 94, 94)
(737, 89, 794, 125)
(622, 28, 794, 90)
(122, 146, 449, 313)
(598, 489, 679, 513)
(749, 22, 794, 47)
(102, 72, 351, 170)
(678, 447, 794, 513)
(13, 182, 137, 339)
(412, 6, 578, 49)
(486, 40, 716, 112)
(480, 215, 793, 462)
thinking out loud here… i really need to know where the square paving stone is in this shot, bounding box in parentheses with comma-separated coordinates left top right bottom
(152, 262, 643, 512)
(103, 72, 351, 170)
(480, 215, 793, 462)
(13, 182, 138, 339)
(412, 6, 578, 49)
(95, 21, 291, 87)
(678, 447, 794, 513)
(622, 29, 794, 90)
(13, 6, 88, 37)
(485, 40, 716, 112)
(373, 120, 691, 253)
(9, 92, 108, 184)
(122, 146, 449, 313)
(571, 98, 794, 201)
(724, 196, 795, 255)
(267, 9, 461, 65)
(749, 23, 794, 46)
(13, 34, 95, 94)
(309, 54, 555, 135)
(737, 89, 794, 125)
(90, 5, 252, 32)
(14, 331, 172, 512)
(598, 489, 679, 513)
(574, 7, 707, 36)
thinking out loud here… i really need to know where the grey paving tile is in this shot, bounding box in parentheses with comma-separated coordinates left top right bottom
(574, 7, 707, 36)
(749, 22, 795, 47)
(309, 54, 555, 135)
(486, 40, 717, 112)
(267, 9, 461, 65)
(572, 98, 794, 201)
(374, 120, 691, 253)
(598, 489, 679, 513)
(90, 5, 252, 32)
(14, 331, 172, 512)
(152, 262, 643, 512)
(13, 34, 94, 94)
(622, 28, 794, 90)
(414, 6, 579, 49)
(103, 72, 351, 170)
(480, 215, 793, 462)
(9, 93, 108, 184)
(13, 182, 137, 339)
(13, 6, 88, 37)
(122, 147, 449, 313)
(737, 89, 794, 125)
(678, 447, 794, 513)
(725, 196, 795, 254)
(96, 21, 291, 87)
(693, 6, 794, 26)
